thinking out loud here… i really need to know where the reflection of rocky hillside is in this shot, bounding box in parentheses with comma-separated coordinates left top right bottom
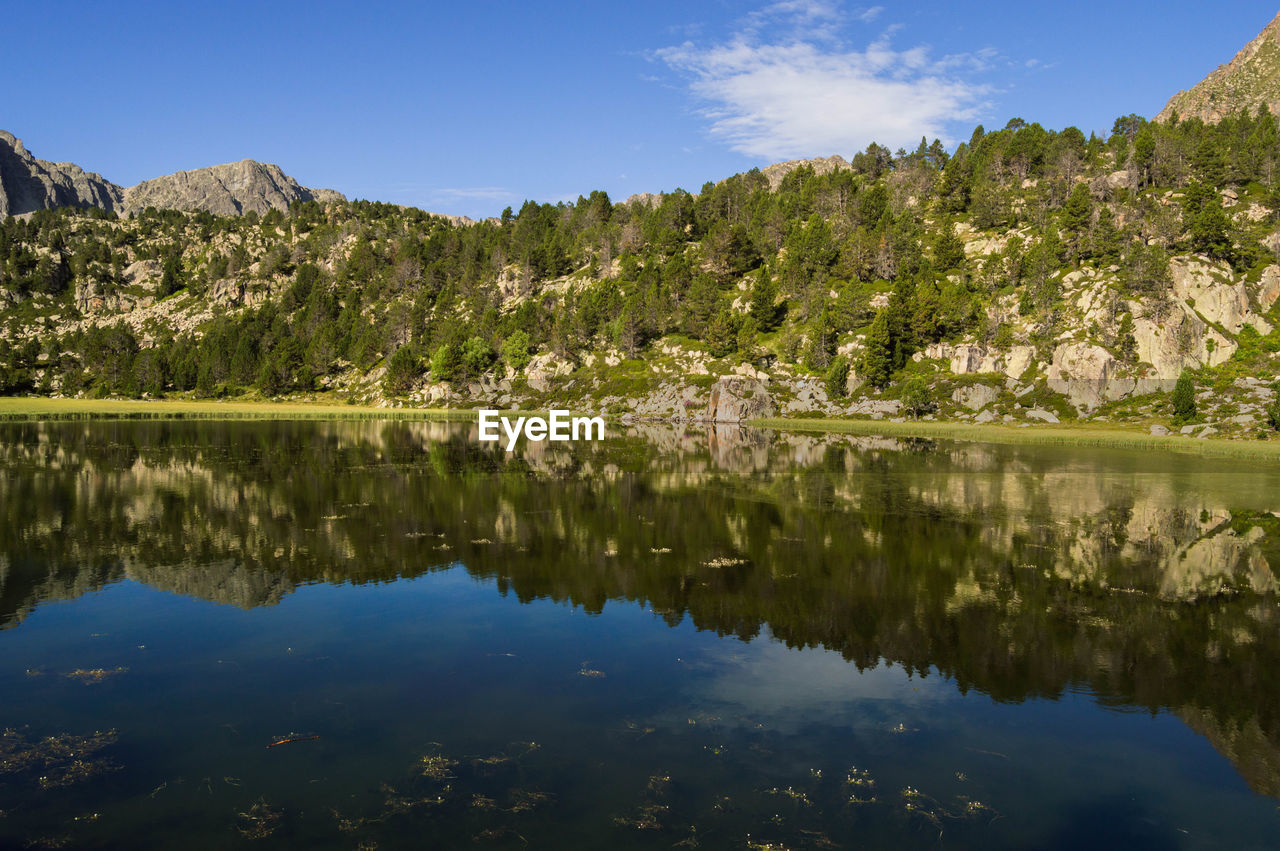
(2, 420, 1280, 797)
(124, 560, 295, 608)
(1179, 706, 1280, 798)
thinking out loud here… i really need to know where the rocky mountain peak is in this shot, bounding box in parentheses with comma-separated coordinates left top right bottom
(121, 159, 345, 217)
(0, 131, 345, 220)
(1158, 12, 1280, 123)
(0, 129, 124, 218)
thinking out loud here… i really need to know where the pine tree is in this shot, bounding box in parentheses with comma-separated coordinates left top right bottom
(706, 305, 738, 358)
(748, 268, 783, 331)
(682, 273, 721, 338)
(384, 345, 420, 395)
(1188, 198, 1232, 262)
(931, 220, 966, 271)
(860, 310, 893, 389)
(824, 355, 850, 399)
(1172, 370, 1197, 424)
(1060, 183, 1093, 256)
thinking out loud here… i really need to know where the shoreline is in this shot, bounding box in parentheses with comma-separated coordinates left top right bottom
(3, 397, 1279, 460)
(754, 416, 1280, 460)
(0, 397, 461, 421)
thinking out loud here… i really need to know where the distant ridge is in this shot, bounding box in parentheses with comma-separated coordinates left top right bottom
(0, 130, 345, 218)
(122, 159, 344, 217)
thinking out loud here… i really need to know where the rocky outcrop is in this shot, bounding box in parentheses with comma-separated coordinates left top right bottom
(847, 398, 901, 418)
(0, 130, 123, 217)
(1260, 265, 1280, 312)
(952, 384, 999, 411)
(524, 352, 574, 392)
(623, 192, 663, 208)
(704, 376, 775, 422)
(920, 342, 1035, 379)
(1170, 257, 1272, 335)
(629, 382, 705, 419)
(1157, 12, 1280, 123)
(122, 159, 345, 217)
(1132, 302, 1235, 378)
(759, 155, 851, 190)
(1045, 342, 1123, 411)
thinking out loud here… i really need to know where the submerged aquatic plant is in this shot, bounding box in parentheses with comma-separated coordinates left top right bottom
(0, 728, 119, 789)
(578, 661, 606, 678)
(418, 753, 459, 781)
(236, 799, 283, 840)
(63, 667, 128, 684)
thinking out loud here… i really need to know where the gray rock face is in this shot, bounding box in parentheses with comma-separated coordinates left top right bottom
(0, 130, 345, 220)
(122, 159, 345, 216)
(704, 377, 775, 422)
(1045, 342, 1122, 411)
(0, 130, 123, 217)
(952, 384, 999, 411)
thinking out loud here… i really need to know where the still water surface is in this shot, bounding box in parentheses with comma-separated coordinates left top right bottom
(2, 420, 1280, 848)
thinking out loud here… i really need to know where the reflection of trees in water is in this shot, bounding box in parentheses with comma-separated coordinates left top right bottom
(2, 420, 1280, 795)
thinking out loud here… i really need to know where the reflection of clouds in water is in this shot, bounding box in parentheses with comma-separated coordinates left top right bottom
(673, 631, 958, 732)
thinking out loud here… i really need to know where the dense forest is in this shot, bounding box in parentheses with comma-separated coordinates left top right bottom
(2, 110, 1280, 419)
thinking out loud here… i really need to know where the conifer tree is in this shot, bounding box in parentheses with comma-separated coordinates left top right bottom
(748, 268, 783, 331)
(860, 310, 893, 389)
(1172, 370, 1197, 424)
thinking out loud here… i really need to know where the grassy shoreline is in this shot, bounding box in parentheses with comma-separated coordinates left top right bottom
(4, 398, 1280, 460)
(0, 397, 463, 421)
(754, 416, 1280, 460)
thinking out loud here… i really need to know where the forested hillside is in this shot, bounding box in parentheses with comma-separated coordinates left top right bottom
(3, 111, 1280, 434)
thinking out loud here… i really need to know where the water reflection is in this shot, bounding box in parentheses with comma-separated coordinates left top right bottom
(2, 419, 1280, 807)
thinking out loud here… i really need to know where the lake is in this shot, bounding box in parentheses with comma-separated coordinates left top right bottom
(1, 419, 1279, 849)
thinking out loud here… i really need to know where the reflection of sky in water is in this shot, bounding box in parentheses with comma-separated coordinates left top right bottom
(677, 632, 958, 733)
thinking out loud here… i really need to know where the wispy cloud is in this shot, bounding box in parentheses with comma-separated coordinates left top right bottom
(855, 5, 884, 24)
(429, 187, 516, 202)
(653, 1, 994, 160)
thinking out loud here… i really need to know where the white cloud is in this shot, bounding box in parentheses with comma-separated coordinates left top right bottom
(429, 187, 515, 202)
(653, 3, 993, 161)
(856, 5, 884, 23)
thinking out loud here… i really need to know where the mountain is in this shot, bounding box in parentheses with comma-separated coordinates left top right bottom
(0, 130, 344, 218)
(0, 130, 123, 217)
(1158, 12, 1280, 123)
(121, 159, 344, 217)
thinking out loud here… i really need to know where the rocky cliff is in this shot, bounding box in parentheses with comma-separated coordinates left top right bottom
(122, 159, 345, 216)
(1158, 12, 1280, 122)
(0, 130, 123, 217)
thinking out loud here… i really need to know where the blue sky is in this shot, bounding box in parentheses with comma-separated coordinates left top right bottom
(6, 1, 1278, 218)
